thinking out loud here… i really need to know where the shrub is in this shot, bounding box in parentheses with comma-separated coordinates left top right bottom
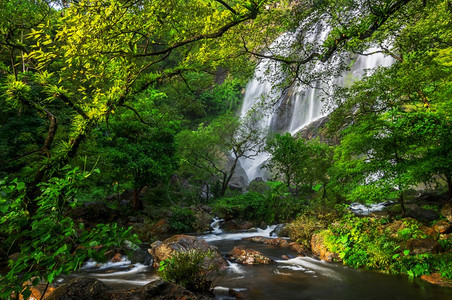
(158, 250, 217, 292)
(168, 206, 196, 233)
(322, 214, 452, 279)
(212, 181, 304, 224)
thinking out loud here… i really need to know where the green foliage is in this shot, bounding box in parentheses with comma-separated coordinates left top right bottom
(168, 207, 196, 233)
(322, 214, 452, 279)
(287, 204, 345, 247)
(213, 181, 303, 224)
(0, 168, 139, 298)
(177, 114, 265, 197)
(158, 250, 217, 292)
(265, 134, 332, 192)
(327, 0, 452, 206)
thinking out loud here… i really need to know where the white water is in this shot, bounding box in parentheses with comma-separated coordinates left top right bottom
(349, 201, 393, 215)
(201, 221, 277, 242)
(239, 28, 394, 181)
(76, 257, 156, 288)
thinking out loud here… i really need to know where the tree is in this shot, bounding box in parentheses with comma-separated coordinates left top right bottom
(177, 114, 265, 197)
(327, 0, 452, 211)
(98, 103, 178, 210)
(265, 133, 332, 193)
(1, 0, 291, 211)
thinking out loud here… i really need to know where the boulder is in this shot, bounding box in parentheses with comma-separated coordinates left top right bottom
(288, 242, 310, 255)
(433, 220, 452, 234)
(46, 277, 111, 300)
(128, 247, 153, 265)
(421, 273, 452, 288)
(404, 238, 442, 255)
(243, 236, 290, 248)
(219, 220, 242, 231)
(227, 246, 275, 265)
(149, 235, 227, 269)
(240, 221, 255, 230)
(48, 278, 213, 300)
(270, 224, 288, 237)
(405, 204, 439, 223)
(108, 279, 213, 300)
(311, 232, 341, 263)
(441, 203, 452, 223)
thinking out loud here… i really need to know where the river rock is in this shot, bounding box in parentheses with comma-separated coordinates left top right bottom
(405, 204, 439, 222)
(243, 236, 290, 248)
(46, 277, 112, 300)
(433, 220, 452, 234)
(227, 246, 275, 265)
(220, 220, 242, 231)
(128, 247, 153, 265)
(404, 238, 442, 255)
(270, 224, 288, 237)
(108, 279, 214, 300)
(421, 273, 452, 288)
(288, 242, 310, 255)
(441, 203, 452, 223)
(311, 232, 341, 262)
(149, 235, 227, 269)
(48, 278, 213, 300)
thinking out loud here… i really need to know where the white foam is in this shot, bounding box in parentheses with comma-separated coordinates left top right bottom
(349, 201, 392, 215)
(276, 257, 340, 279)
(89, 263, 149, 277)
(81, 257, 134, 270)
(227, 261, 245, 274)
(200, 225, 277, 242)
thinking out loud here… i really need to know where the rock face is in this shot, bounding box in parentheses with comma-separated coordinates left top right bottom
(441, 203, 452, 223)
(227, 246, 275, 265)
(149, 235, 227, 269)
(46, 277, 111, 300)
(219, 219, 256, 231)
(433, 220, 452, 234)
(311, 232, 341, 262)
(48, 278, 213, 300)
(405, 238, 442, 255)
(405, 204, 439, 223)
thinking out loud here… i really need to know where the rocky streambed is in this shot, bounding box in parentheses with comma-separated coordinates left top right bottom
(46, 217, 452, 300)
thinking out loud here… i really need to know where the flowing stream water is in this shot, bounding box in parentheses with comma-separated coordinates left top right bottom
(60, 219, 452, 299)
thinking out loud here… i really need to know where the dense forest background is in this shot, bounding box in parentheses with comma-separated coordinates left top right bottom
(0, 0, 451, 298)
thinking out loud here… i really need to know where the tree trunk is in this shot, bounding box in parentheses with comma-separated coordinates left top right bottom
(221, 155, 239, 197)
(447, 175, 452, 201)
(400, 191, 406, 217)
(133, 187, 143, 211)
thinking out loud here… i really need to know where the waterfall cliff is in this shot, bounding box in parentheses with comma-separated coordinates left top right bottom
(239, 27, 394, 182)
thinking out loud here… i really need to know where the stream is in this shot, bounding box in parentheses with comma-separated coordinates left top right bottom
(59, 219, 452, 299)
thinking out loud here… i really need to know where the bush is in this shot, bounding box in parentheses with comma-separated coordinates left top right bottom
(168, 206, 196, 233)
(158, 250, 217, 292)
(322, 213, 452, 279)
(286, 204, 344, 247)
(212, 181, 304, 224)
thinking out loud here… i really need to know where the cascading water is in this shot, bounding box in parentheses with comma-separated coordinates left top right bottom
(239, 26, 394, 182)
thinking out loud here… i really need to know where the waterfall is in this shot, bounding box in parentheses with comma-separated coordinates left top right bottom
(239, 28, 394, 182)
